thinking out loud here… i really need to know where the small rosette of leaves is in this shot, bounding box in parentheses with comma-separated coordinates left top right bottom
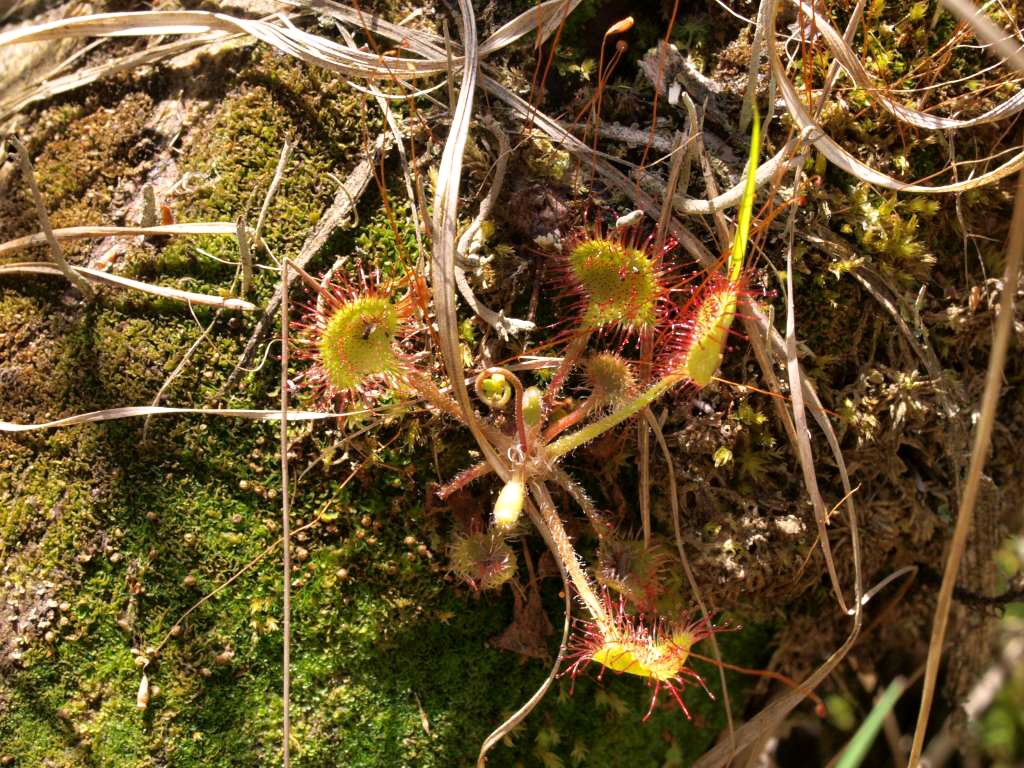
(448, 531, 518, 591)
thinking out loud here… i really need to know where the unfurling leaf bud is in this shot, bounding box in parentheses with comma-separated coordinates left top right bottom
(479, 373, 512, 410)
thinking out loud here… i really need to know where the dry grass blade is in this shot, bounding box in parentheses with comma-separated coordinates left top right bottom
(0, 261, 256, 309)
(0, 406, 339, 432)
(694, 618, 862, 767)
(0, 2, 582, 90)
(296, 2, 792, 219)
(0, 35, 231, 121)
(940, 0, 1024, 73)
(906, 168, 1024, 767)
(782, 154, 850, 614)
(478, 0, 581, 55)
(0, 222, 247, 258)
(0, 10, 442, 80)
(787, 0, 1024, 130)
(6, 134, 94, 298)
(429, 0, 508, 476)
(331, 24, 427, 272)
(255, 139, 293, 246)
(476, 543, 571, 767)
(767, 0, 1024, 192)
(294, 0, 579, 59)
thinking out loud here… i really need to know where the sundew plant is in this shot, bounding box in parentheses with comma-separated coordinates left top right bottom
(1, 2, 1023, 767)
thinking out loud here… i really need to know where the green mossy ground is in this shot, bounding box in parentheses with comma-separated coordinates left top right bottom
(0, 36, 772, 768)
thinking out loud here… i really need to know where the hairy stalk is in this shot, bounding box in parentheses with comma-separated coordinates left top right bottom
(404, 369, 470, 423)
(551, 466, 607, 537)
(547, 375, 680, 459)
(541, 395, 597, 442)
(545, 332, 591, 406)
(528, 480, 612, 634)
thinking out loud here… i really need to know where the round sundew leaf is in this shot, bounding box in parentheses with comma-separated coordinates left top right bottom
(591, 637, 691, 683)
(585, 352, 637, 408)
(317, 295, 401, 393)
(569, 238, 661, 331)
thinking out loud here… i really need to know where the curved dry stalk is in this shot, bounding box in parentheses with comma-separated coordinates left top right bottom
(6, 135, 94, 299)
(782, 153, 850, 614)
(642, 407, 735, 751)
(476, 513, 571, 767)
(254, 138, 293, 247)
(906, 168, 1024, 767)
(0, 35, 231, 121)
(0, 261, 256, 309)
(0, 1, 581, 83)
(428, 0, 512, 482)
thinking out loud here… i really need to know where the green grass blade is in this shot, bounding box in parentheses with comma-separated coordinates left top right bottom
(729, 106, 761, 283)
(834, 677, 907, 768)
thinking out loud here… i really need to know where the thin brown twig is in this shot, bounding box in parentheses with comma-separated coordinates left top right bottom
(255, 138, 294, 248)
(279, 258, 292, 768)
(907, 167, 1024, 768)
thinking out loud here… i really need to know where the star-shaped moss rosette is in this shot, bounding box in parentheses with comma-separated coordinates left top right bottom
(292, 264, 416, 407)
(564, 591, 720, 720)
